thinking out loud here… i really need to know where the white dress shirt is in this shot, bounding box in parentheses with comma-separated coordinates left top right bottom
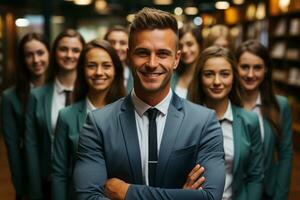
(86, 97, 97, 114)
(174, 85, 188, 99)
(131, 89, 172, 185)
(51, 78, 73, 131)
(251, 93, 264, 141)
(220, 101, 234, 200)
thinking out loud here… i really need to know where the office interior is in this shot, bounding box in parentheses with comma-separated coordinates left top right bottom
(0, 0, 299, 199)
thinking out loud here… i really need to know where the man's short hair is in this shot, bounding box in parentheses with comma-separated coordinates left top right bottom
(128, 7, 178, 49)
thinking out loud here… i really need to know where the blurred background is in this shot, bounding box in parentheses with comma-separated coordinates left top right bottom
(0, 0, 299, 199)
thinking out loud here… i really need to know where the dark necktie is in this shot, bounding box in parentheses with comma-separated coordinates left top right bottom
(146, 108, 159, 186)
(64, 90, 73, 106)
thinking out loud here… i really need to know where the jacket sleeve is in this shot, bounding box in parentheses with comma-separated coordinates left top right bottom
(126, 111, 225, 200)
(52, 111, 69, 200)
(73, 113, 110, 200)
(1, 92, 25, 196)
(245, 114, 263, 199)
(74, 111, 225, 200)
(25, 93, 43, 199)
(273, 98, 293, 200)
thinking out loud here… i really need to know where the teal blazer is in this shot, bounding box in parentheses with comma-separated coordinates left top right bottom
(1, 87, 26, 197)
(262, 96, 293, 200)
(25, 83, 54, 199)
(170, 72, 179, 90)
(231, 105, 263, 200)
(52, 100, 87, 200)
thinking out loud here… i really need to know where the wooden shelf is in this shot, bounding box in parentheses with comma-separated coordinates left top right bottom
(293, 122, 300, 133)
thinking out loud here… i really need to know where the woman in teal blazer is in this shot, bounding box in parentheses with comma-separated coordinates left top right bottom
(1, 33, 50, 200)
(25, 29, 85, 200)
(171, 24, 202, 98)
(189, 46, 263, 200)
(51, 40, 126, 200)
(236, 40, 293, 200)
(104, 25, 133, 93)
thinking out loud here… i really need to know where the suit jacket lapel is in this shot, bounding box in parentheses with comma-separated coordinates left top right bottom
(232, 105, 241, 174)
(77, 101, 87, 133)
(156, 94, 184, 186)
(119, 96, 143, 184)
(44, 83, 54, 137)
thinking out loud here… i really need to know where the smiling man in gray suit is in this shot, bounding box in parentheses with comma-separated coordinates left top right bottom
(73, 7, 225, 200)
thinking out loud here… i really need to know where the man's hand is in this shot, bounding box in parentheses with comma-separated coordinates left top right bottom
(183, 164, 205, 190)
(105, 178, 130, 200)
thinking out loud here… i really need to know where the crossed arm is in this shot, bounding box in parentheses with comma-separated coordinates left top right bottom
(73, 112, 225, 200)
(105, 164, 205, 200)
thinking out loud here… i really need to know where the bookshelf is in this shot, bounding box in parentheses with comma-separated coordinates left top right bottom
(223, 0, 300, 133)
(268, 1, 300, 132)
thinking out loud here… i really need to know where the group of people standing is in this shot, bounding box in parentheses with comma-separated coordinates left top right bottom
(1, 7, 292, 200)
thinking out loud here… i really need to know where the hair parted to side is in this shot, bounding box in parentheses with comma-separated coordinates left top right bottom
(128, 7, 178, 49)
(46, 29, 85, 83)
(188, 46, 243, 106)
(74, 39, 126, 104)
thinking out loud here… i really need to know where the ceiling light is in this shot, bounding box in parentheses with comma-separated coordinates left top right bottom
(279, 0, 290, 12)
(15, 18, 30, 27)
(153, 0, 173, 5)
(215, 1, 230, 10)
(174, 7, 183, 16)
(95, 0, 107, 10)
(193, 17, 202, 26)
(184, 7, 198, 15)
(233, 0, 244, 5)
(74, 0, 92, 6)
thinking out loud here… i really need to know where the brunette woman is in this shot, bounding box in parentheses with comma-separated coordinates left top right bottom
(51, 40, 126, 200)
(104, 25, 133, 93)
(172, 24, 202, 98)
(189, 46, 263, 200)
(236, 40, 293, 200)
(25, 29, 85, 200)
(1, 32, 50, 200)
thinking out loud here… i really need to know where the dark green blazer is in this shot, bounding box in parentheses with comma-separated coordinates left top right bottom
(52, 100, 87, 200)
(231, 105, 263, 200)
(262, 96, 293, 200)
(170, 72, 179, 90)
(1, 87, 26, 197)
(25, 83, 54, 199)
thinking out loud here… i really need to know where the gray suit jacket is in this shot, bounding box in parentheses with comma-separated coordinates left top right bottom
(73, 93, 225, 200)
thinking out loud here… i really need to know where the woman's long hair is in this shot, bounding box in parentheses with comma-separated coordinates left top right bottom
(189, 46, 243, 107)
(16, 32, 50, 111)
(74, 40, 126, 104)
(46, 29, 85, 83)
(235, 40, 281, 138)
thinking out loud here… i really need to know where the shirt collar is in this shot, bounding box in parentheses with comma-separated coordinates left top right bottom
(255, 93, 262, 106)
(219, 100, 233, 122)
(86, 97, 97, 113)
(131, 88, 172, 117)
(55, 78, 73, 94)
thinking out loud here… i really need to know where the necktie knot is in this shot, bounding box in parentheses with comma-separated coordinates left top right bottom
(64, 90, 73, 106)
(146, 108, 159, 121)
